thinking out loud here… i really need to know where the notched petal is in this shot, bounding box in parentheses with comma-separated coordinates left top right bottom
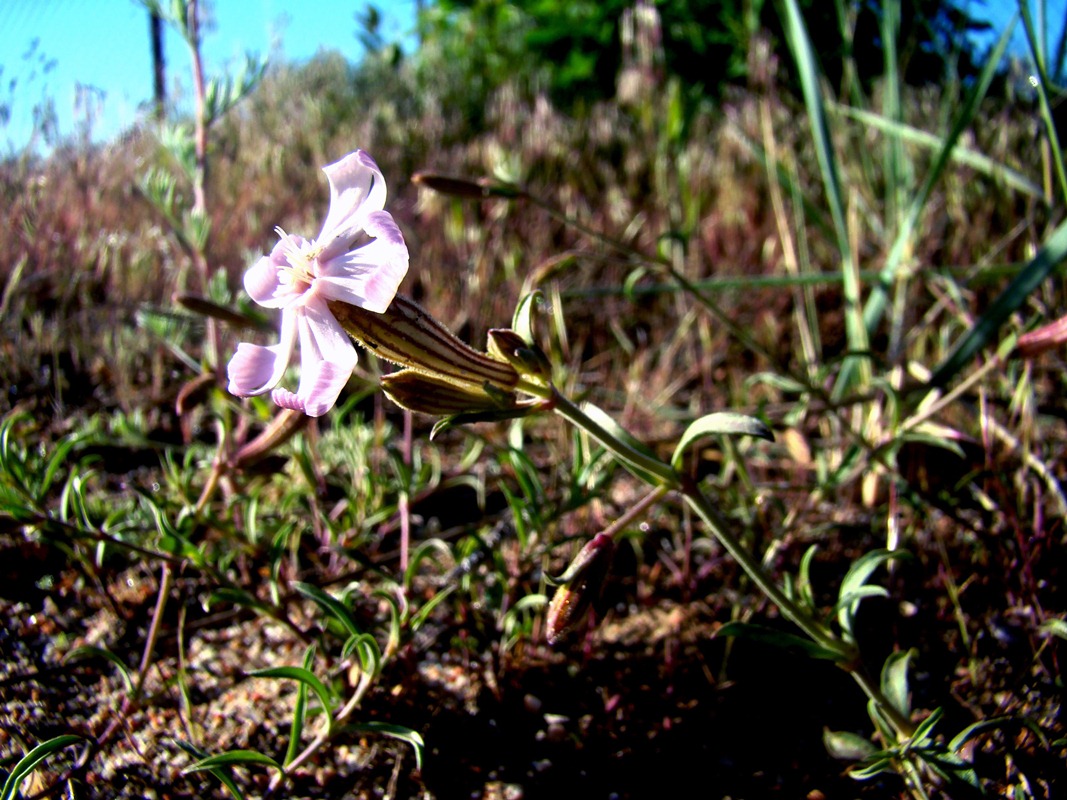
(319, 241, 409, 313)
(227, 342, 285, 396)
(297, 360, 353, 417)
(271, 387, 305, 413)
(302, 301, 359, 367)
(244, 255, 286, 307)
(363, 210, 406, 248)
(285, 303, 359, 417)
(318, 150, 388, 256)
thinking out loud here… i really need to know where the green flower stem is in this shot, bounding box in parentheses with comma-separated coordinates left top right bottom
(549, 384, 916, 739)
(548, 389, 680, 487)
(551, 385, 838, 652)
(681, 468, 916, 738)
(684, 477, 915, 738)
(847, 664, 917, 740)
(515, 374, 553, 400)
(680, 483, 851, 660)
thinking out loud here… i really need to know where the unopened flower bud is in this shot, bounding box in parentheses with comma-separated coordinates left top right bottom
(412, 171, 525, 200)
(176, 293, 266, 330)
(545, 533, 615, 645)
(487, 328, 551, 379)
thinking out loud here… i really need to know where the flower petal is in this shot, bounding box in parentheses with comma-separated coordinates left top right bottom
(229, 150, 406, 418)
(274, 359, 353, 417)
(226, 309, 298, 396)
(270, 386, 305, 413)
(227, 342, 286, 396)
(363, 209, 407, 249)
(317, 151, 388, 260)
(301, 300, 359, 371)
(280, 300, 358, 416)
(317, 212, 409, 313)
(244, 254, 287, 308)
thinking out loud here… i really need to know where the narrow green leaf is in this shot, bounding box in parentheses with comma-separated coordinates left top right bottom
(1, 735, 84, 800)
(919, 750, 981, 789)
(832, 104, 1044, 200)
(341, 722, 425, 771)
(1039, 618, 1067, 641)
(880, 0, 904, 228)
(182, 750, 283, 774)
(796, 544, 818, 613)
(511, 593, 549, 614)
(64, 646, 135, 695)
(716, 621, 844, 661)
(848, 756, 894, 780)
(248, 667, 336, 734)
(204, 587, 277, 619)
(429, 403, 542, 439)
(576, 402, 674, 487)
(863, 18, 1017, 338)
(949, 715, 1050, 753)
(671, 412, 773, 469)
(781, 0, 866, 382)
(350, 634, 382, 678)
(293, 582, 362, 639)
(283, 646, 318, 767)
(173, 740, 246, 800)
(373, 588, 403, 657)
(409, 585, 456, 633)
(506, 446, 545, 505)
(909, 706, 944, 747)
(511, 290, 543, 344)
(1020, 3, 1067, 202)
(402, 538, 454, 591)
(837, 549, 908, 638)
(40, 436, 79, 499)
(896, 429, 966, 460)
(833, 585, 889, 617)
(623, 266, 649, 301)
(748, 371, 811, 394)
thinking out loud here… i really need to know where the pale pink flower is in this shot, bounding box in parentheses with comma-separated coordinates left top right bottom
(227, 151, 409, 416)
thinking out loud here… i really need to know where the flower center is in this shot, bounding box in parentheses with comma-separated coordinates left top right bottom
(275, 228, 321, 297)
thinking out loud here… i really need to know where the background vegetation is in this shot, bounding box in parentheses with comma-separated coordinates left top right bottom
(1, 0, 1065, 798)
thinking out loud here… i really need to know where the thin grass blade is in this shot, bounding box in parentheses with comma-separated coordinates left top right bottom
(1020, 1, 1067, 203)
(780, 0, 867, 383)
(0, 735, 84, 800)
(832, 105, 1043, 200)
(861, 18, 1016, 337)
(182, 750, 283, 774)
(339, 722, 425, 771)
(248, 666, 337, 734)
